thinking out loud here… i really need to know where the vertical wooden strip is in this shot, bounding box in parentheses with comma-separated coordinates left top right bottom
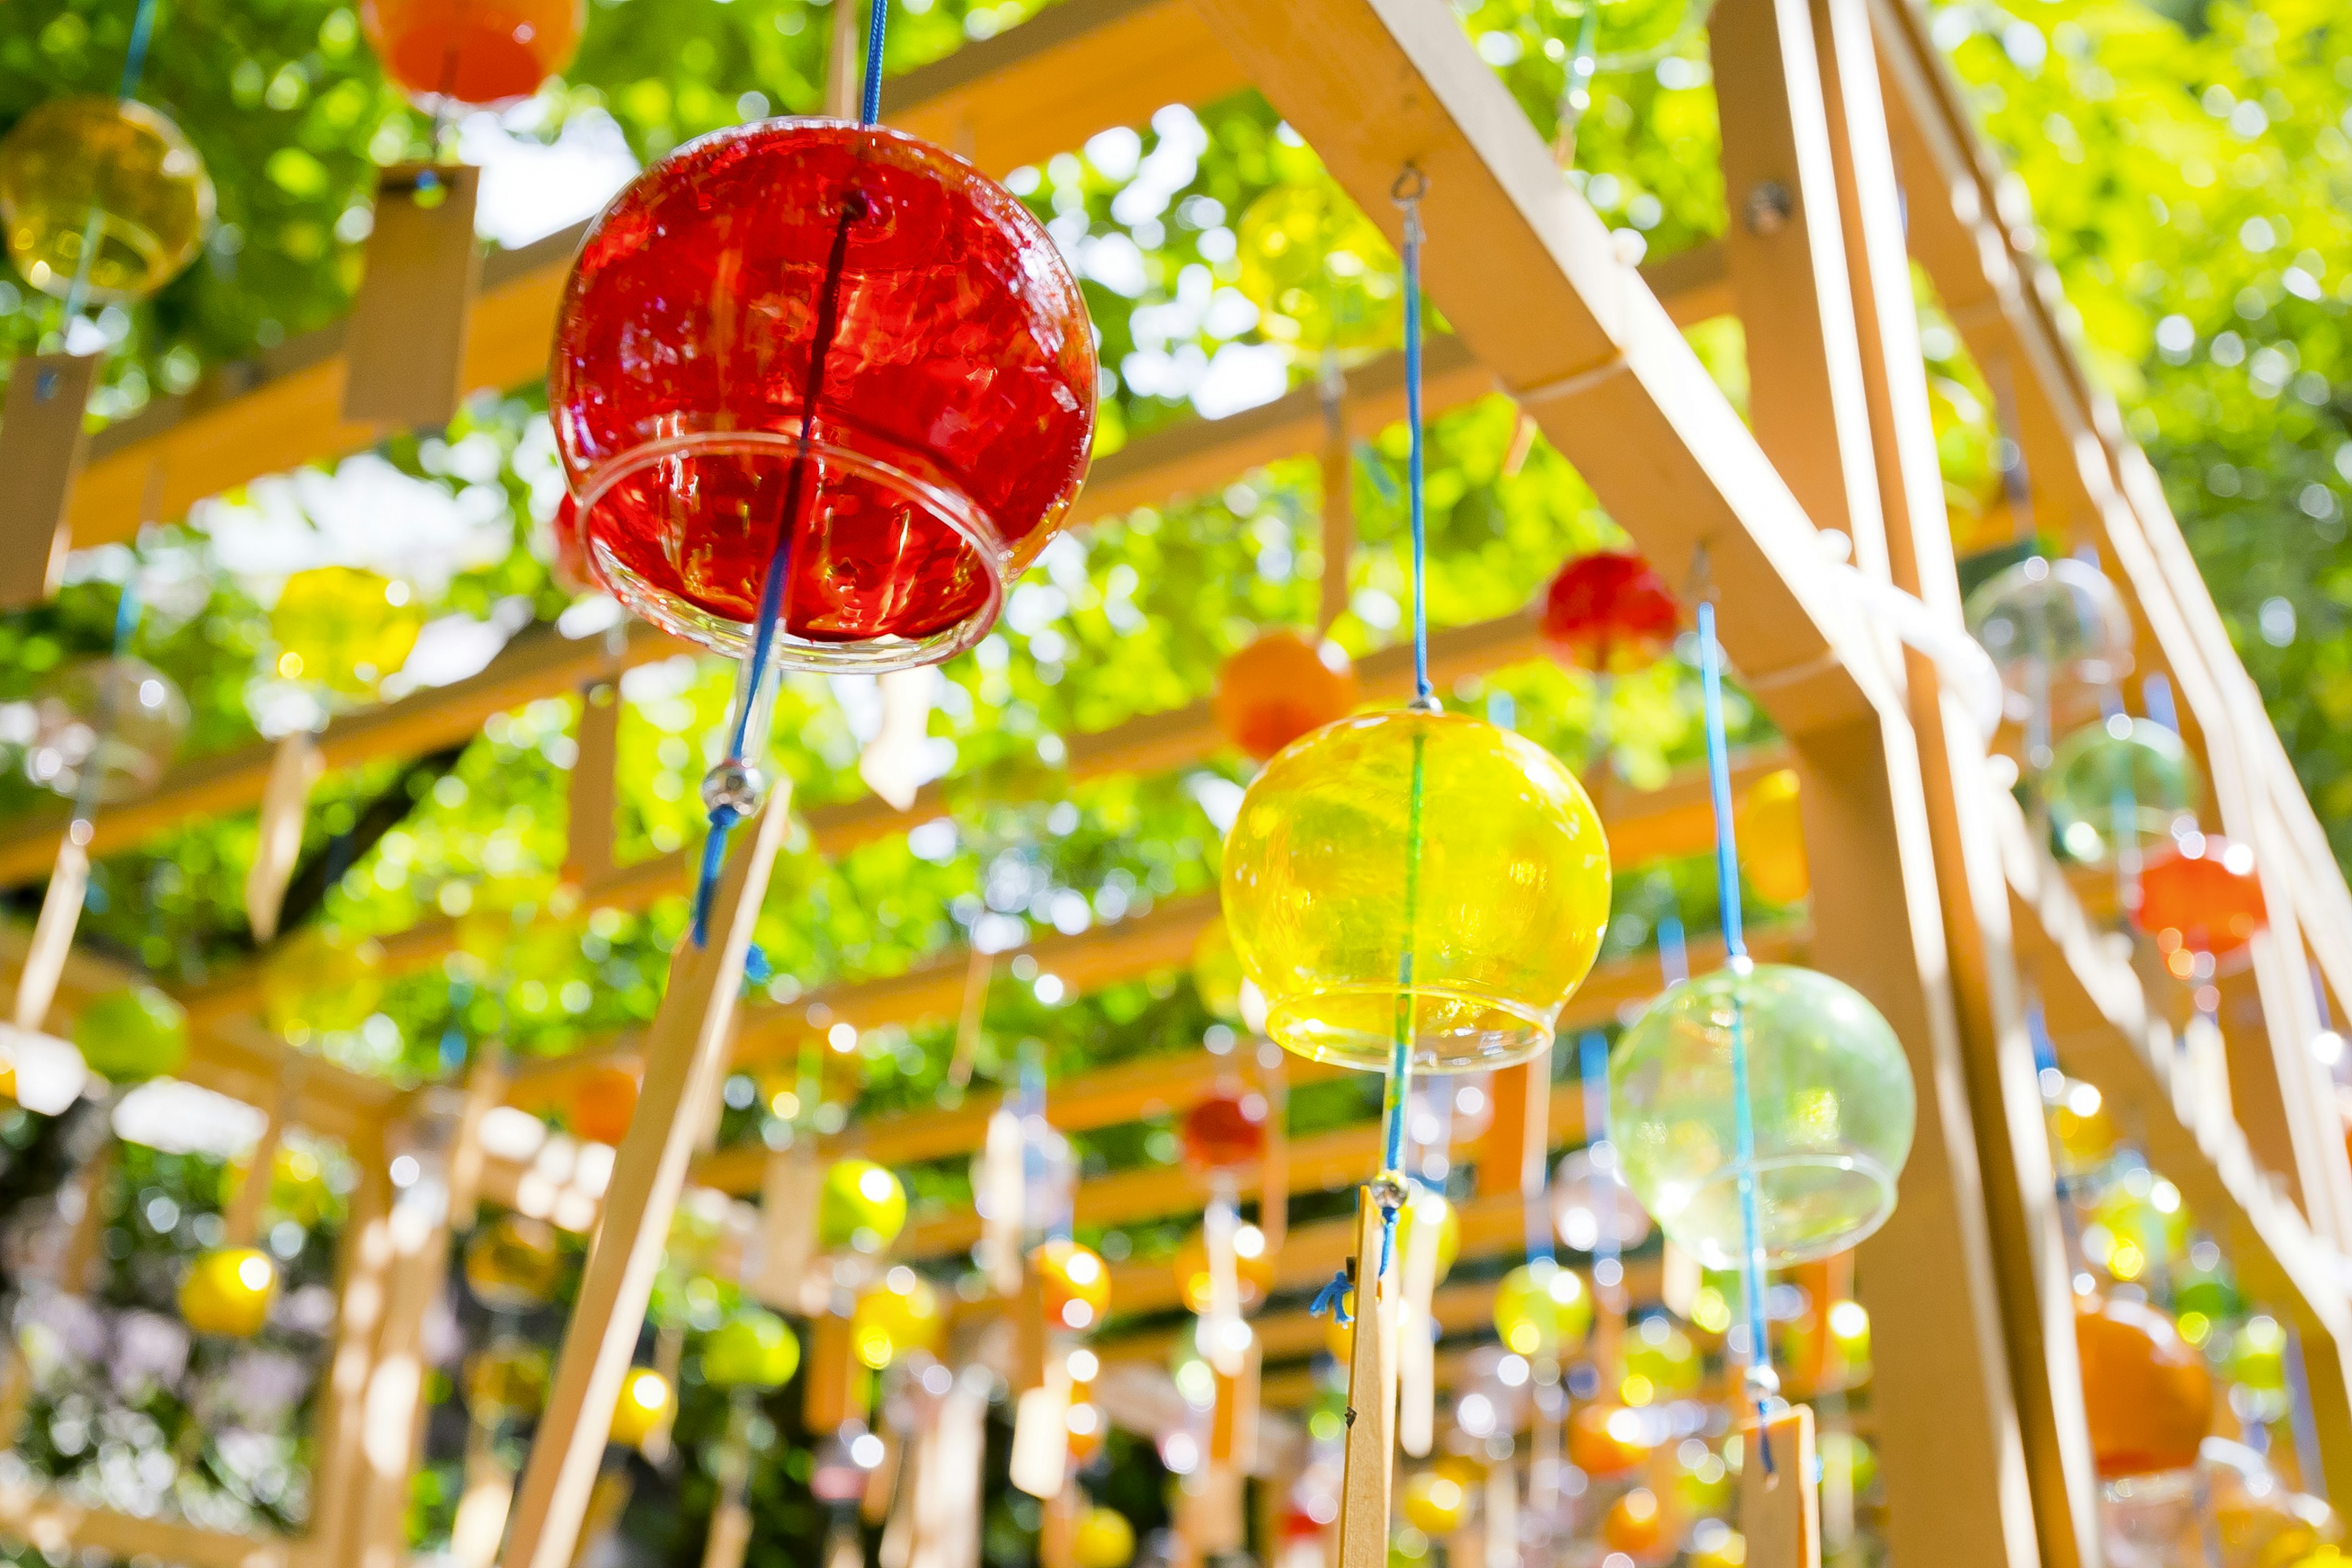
(244, 729, 322, 945)
(1473, 1059, 1545, 1202)
(826, 0, 867, 119)
(0, 352, 98, 610)
(807, 1312, 854, 1435)
(15, 839, 88, 1033)
(1334, 1188, 1393, 1568)
(499, 799, 791, 1568)
(305, 1143, 396, 1568)
(342, 165, 483, 428)
(564, 682, 620, 894)
(1738, 1406, 1821, 1568)
(355, 1167, 456, 1568)
(223, 1084, 292, 1249)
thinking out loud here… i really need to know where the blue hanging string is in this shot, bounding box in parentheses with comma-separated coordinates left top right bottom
(1696, 594, 1775, 1466)
(118, 0, 160, 100)
(1398, 172, 1431, 707)
(1657, 910, 1689, 988)
(1311, 1268, 1354, 1325)
(1577, 1029, 1623, 1276)
(861, 0, 889, 126)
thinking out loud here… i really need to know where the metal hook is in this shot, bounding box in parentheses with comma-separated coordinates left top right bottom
(1681, 540, 1719, 606)
(1390, 162, 1429, 206)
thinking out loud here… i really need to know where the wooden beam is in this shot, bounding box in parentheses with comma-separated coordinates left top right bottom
(1716, 0, 2098, 1562)
(1186, 0, 1892, 742)
(0, 1485, 292, 1568)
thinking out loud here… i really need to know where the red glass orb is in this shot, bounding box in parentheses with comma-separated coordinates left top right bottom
(1538, 551, 1679, 674)
(1180, 1090, 1267, 1172)
(2134, 835, 2266, 958)
(568, 1064, 640, 1145)
(362, 0, 583, 108)
(552, 120, 1096, 674)
(1213, 631, 1360, 761)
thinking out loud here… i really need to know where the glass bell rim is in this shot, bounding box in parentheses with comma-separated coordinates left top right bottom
(1662, 1150, 1899, 1270)
(1262, 981, 1555, 1076)
(578, 427, 1013, 675)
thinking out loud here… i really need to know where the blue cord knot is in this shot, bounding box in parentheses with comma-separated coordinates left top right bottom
(1310, 1267, 1354, 1325)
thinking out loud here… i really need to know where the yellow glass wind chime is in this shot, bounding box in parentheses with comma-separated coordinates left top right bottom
(1220, 167, 1615, 1564)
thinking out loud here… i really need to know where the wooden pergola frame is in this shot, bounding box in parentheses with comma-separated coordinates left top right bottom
(2, 0, 2349, 1562)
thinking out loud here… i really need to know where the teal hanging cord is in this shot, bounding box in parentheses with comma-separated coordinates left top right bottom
(1696, 592, 1778, 1466)
(861, 0, 889, 125)
(59, 0, 164, 328)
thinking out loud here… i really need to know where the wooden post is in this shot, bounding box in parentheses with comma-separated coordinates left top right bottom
(499, 798, 790, 1568)
(356, 1150, 459, 1568)
(0, 352, 99, 610)
(243, 730, 322, 944)
(309, 1145, 396, 1568)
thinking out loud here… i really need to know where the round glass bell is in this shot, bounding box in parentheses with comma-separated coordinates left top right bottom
(265, 566, 426, 704)
(1212, 631, 1360, 762)
(702, 1308, 800, 1390)
(1073, 1508, 1136, 1568)
(73, 984, 186, 1082)
(25, 656, 189, 804)
(1608, 963, 1917, 1268)
(1401, 1471, 1471, 1537)
(2076, 1295, 2211, 1479)
(1733, 769, 1808, 906)
(1492, 1258, 1593, 1359)
(1962, 556, 2134, 721)
(1175, 1222, 1273, 1313)
(551, 120, 1095, 673)
(1180, 1088, 1267, 1172)
(567, 1064, 640, 1145)
(361, 0, 583, 108)
(179, 1247, 278, 1338)
(851, 1267, 944, 1368)
(2046, 716, 2200, 865)
(1537, 550, 1680, 675)
(1550, 1146, 1653, 1254)
(2136, 835, 2266, 959)
(1234, 174, 1401, 358)
(1033, 1240, 1110, 1330)
(466, 1344, 551, 1421)
(1221, 708, 1611, 1072)
(608, 1366, 673, 1450)
(0, 97, 213, 304)
(464, 1214, 566, 1310)
(820, 1158, 908, 1253)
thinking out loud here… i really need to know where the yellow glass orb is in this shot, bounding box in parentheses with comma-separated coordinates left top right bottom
(1234, 176, 1401, 358)
(608, 1366, 673, 1450)
(1401, 1471, 1471, 1536)
(262, 926, 386, 1041)
(1624, 1316, 1702, 1401)
(1074, 1506, 1137, 1568)
(467, 1344, 551, 1421)
(1493, 1259, 1592, 1360)
(2052, 1080, 2118, 1176)
(0, 97, 213, 304)
(1691, 1531, 1748, 1568)
(1221, 709, 1611, 1073)
(269, 567, 426, 701)
(853, 1268, 944, 1369)
(1033, 1240, 1112, 1330)
(464, 1215, 566, 1311)
(179, 1247, 278, 1338)
(1733, 771, 1807, 906)
(1175, 1222, 1274, 1314)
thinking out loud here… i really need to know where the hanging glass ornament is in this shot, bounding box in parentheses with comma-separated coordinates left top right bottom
(1400, 1471, 1471, 1536)
(1623, 1315, 1703, 1401)
(2075, 1295, 2212, 1479)
(1175, 1222, 1273, 1313)
(1569, 1403, 1653, 1477)
(1213, 630, 1361, 762)
(851, 1268, 944, 1368)
(608, 1365, 674, 1450)
(1537, 550, 1680, 676)
(265, 566, 426, 704)
(1221, 709, 1611, 1071)
(26, 657, 189, 804)
(1732, 769, 1808, 907)
(702, 1308, 801, 1390)
(2045, 716, 2201, 866)
(1491, 1258, 1593, 1359)
(1609, 963, 1916, 1268)
(178, 1246, 278, 1337)
(1550, 1146, 1653, 1254)
(1234, 174, 1402, 358)
(2135, 835, 2266, 960)
(551, 121, 1095, 674)
(361, 0, 583, 108)
(464, 1214, 566, 1310)
(0, 97, 213, 304)
(1962, 556, 2134, 722)
(819, 1157, 908, 1253)
(467, 1343, 551, 1421)
(1073, 1507, 1137, 1568)
(1603, 1488, 1670, 1560)
(72, 984, 187, 1082)
(1031, 1239, 1111, 1330)
(262, 926, 387, 1042)
(2051, 1079, 2119, 1177)
(567, 1063, 641, 1145)
(1180, 1088, 1267, 1171)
